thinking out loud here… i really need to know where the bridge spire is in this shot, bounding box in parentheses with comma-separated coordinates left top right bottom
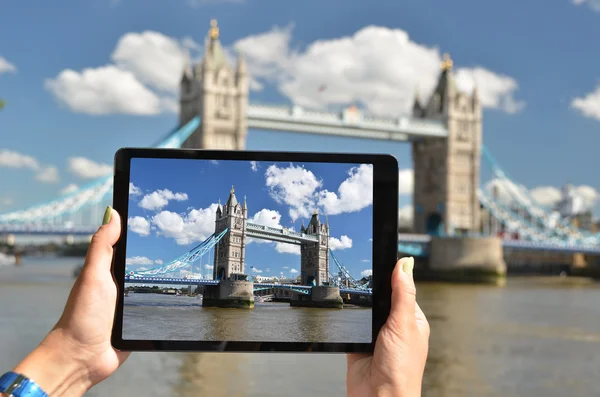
(209, 19, 219, 40)
(441, 53, 453, 71)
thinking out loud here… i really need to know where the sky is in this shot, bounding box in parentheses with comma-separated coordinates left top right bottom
(0, 0, 599, 231)
(125, 158, 373, 280)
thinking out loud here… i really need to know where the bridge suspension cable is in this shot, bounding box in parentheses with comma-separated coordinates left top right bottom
(0, 117, 201, 228)
(129, 228, 228, 277)
(480, 144, 599, 245)
(328, 249, 370, 290)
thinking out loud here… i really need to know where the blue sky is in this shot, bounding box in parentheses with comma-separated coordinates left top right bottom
(125, 158, 373, 280)
(0, 0, 599, 226)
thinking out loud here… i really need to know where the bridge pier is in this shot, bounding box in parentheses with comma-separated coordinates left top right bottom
(201, 279, 255, 309)
(414, 236, 506, 284)
(290, 285, 343, 309)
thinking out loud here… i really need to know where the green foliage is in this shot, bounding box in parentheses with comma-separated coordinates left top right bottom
(0, 99, 5, 110)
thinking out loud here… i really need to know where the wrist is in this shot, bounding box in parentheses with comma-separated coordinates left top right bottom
(12, 329, 92, 397)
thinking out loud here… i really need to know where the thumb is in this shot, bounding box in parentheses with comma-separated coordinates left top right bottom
(389, 257, 416, 327)
(83, 206, 122, 275)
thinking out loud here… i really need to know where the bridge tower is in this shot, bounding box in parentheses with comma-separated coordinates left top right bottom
(179, 20, 249, 150)
(300, 210, 330, 286)
(412, 54, 482, 236)
(213, 186, 248, 280)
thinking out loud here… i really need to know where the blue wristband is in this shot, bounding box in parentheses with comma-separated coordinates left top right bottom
(0, 372, 49, 397)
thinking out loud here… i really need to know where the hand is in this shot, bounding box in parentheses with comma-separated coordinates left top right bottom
(346, 257, 430, 397)
(12, 207, 129, 396)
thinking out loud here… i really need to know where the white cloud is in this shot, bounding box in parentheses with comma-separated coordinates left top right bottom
(485, 178, 599, 215)
(45, 66, 164, 115)
(204, 264, 214, 270)
(250, 161, 258, 172)
(251, 267, 263, 273)
(572, 185, 599, 213)
(126, 256, 155, 265)
(529, 187, 562, 207)
(36, 166, 59, 184)
(0, 150, 60, 184)
(129, 182, 142, 196)
(571, 0, 600, 11)
(454, 67, 525, 114)
(235, 25, 523, 116)
(45, 31, 199, 116)
(329, 235, 352, 251)
(210, 160, 219, 165)
(265, 164, 322, 221)
(264, 163, 373, 221)
(275, 243, 301, 255)
(361, 259, 371, 263)
(360, 269, 373, 278)
(0, 57, 16, 74)
(152, 204, 218, 245)
(290, 269, 298, 274)
(318, 164, 373, 215)
(60, 184, 79, 195)
(139, 189, 188, 211)
(155, 259, 164, 265)
(398, 205, 413, 229)
(250, 208, 282, 229)
(572, 85, 600, 121)
(282, 266, 289, 269)
(68, 157, 112, 179)
(111, 31, 192, 92)
(0, 150, 40, 170)
(234, 24, 293, 91)
(398, 169, 413, 195)
(128, 216, 151, 236)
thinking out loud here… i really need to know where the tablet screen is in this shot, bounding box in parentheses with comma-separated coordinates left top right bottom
(122, 157, 373, 344)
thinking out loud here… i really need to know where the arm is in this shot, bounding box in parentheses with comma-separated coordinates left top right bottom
(1, 207, 129, 397)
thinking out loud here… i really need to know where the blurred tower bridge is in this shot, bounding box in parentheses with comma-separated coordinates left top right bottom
(1, 20, 600, 280)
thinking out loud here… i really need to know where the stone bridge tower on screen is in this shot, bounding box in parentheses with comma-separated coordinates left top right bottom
(179, 20, 249, 150)
(300, 210, 330, 286)
(213, 186, 248, 280)
(411, 54, 482, 236)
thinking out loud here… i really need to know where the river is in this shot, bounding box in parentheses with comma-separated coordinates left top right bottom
(1, 256, 600, 396)
(124, 294, 371, 343)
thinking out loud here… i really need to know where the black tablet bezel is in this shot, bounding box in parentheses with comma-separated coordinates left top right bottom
(111, 148, 398, 353)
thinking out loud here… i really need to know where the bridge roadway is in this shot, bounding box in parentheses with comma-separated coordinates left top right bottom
(247, 104, 448, 141)
(124, 277, 373, 296)
(246, 222, 318, 244)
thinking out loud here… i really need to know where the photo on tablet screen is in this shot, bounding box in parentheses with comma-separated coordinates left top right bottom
(123, 157, 373, 343)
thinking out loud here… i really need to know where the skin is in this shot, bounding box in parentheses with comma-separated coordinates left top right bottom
(4, 208, 430, 397)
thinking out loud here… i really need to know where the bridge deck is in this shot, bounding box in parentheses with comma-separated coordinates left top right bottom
(246, 222, 318, 244)
(247, 104, 448, 141)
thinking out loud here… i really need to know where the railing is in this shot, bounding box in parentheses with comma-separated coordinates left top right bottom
(247, 104, 447, 137)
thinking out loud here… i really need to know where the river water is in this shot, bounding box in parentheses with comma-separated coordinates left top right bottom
(1, 257, 600, 396)
(124, 294, 371, 343)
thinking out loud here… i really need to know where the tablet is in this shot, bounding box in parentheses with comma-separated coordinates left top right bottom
(111, 148, 398, 353)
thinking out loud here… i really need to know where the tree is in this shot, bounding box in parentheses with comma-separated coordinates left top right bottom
(0, 99, 5, 110)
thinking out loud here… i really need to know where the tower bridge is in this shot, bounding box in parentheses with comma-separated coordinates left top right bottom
(1, 20, 600, 281)
(123, 185, 360, 308)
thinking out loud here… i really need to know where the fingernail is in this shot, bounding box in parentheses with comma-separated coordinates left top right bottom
(402, 256, 414, 276)
(102, 206, 112, 225)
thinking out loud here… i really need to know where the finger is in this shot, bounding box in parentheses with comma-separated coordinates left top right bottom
(415, 301, 430, 335)
(389, 257, 417, 325)
(83, 207, 122, 274)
